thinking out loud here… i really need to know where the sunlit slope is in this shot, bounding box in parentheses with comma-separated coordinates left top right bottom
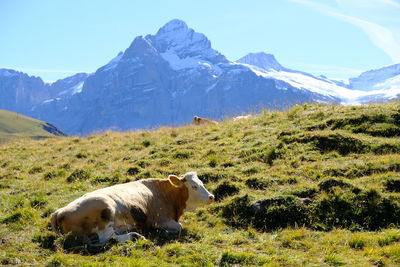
(0, 102, 400, 266)
(0, 109, 66, 143)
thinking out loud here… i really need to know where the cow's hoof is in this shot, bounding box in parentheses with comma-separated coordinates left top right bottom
(128, 232, 146, 241)
(165, 229, 180, 235)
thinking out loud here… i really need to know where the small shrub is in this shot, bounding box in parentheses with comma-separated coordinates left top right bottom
(46, 257, 64, 267)
(66, 168, 91, 183)
(221, 195, 254, 228)
(318, 178, 360, 194)
(141, 140, 153, 147)
(324, 253, 345, 266)
(42, 207, 55, 218)
(242, 166, 260, 175)
(364, 123, 400, 137)
(373, 142, 400, 154)
(349, 236, 366, 249)
(92, 173, 124, 185)
(289, 187, 317, 198)
(220, 251, 256, 266)
(137, 160, 150, 168)
(43, 169, 65, 180)
(32, 232, 57, 250)
(385, 178, 400, 192)
(1, 208, 36, 224)
(260, 147, 278, 165)
(28, 166, 44, 174)
(311, 133, 369, 155)
(251, 195, 309, 230)
(208, 156, 218, 167)
(213, 180, 240, 201)
(245, 177, 269, 190)
(198, 171, 228, 183)
(158, 159, 171, 166)
(136, 170, 156, 179)
(378, 233, 400, 247)
(126, 166, 140, 176)
(221, 161, 234, 167)
(173, 151, 192, 159)
(29, 192, 48, 208)
(55, 233, 86, 253)
(75, 151, 88, 159)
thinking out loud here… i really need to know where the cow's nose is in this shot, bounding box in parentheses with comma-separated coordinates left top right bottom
(209, 195, 215, 201)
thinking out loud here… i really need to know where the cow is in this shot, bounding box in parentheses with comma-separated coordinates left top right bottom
(50, 172, 214, 245)
(192, 116, 219, 126)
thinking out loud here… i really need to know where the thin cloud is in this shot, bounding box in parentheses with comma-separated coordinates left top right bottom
(379, 0, 400, 8)
(290, 0, 400, 62)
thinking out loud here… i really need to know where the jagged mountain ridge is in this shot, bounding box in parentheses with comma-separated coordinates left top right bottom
(25, 19, 333, 135)
(1, 19, 399, 135)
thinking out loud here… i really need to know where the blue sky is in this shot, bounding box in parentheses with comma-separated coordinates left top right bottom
(1, 0, 399, 82)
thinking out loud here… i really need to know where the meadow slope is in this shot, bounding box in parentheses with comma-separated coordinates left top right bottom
(0, 109, 66, 143)
(1, 102, 400, 266)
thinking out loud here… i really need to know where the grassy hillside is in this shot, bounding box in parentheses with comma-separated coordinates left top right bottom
(1, 102, 400, 266)
(0, 109, 66, 143)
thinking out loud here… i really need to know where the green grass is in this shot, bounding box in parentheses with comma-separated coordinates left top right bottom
(0, 109, 66, 143)
(1, 102, 400, 266)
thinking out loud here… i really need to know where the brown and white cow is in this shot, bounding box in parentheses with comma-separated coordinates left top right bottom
(51, 172, 214, 245)
(192, 116, 219, 126)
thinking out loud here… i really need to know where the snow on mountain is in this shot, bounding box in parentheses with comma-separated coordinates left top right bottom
(349, 64, 400, 91)
(148, 19, 226, 63)
(236, 53, 400, 104)
(0, 69, 18, 77)
(236, 54, 362, 103)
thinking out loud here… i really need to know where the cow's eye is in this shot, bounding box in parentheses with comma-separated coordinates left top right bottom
(192, 185, 198, 190)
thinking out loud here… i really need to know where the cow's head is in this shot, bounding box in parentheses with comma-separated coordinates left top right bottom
(169, 171, 214, 211)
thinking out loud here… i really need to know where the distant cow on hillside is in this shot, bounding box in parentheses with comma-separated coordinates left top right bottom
(51, 172, 214, 245)
(192, 116, 219, 125)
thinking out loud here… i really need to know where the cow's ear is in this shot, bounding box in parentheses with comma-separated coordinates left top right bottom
(169, 175, 184, 187)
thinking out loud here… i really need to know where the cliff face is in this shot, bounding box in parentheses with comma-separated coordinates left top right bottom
(0, 69, 49, 113)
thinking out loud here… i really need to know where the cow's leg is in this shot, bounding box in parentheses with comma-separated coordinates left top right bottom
(113, 232, 146, 242)
(159, 220, 182, 233)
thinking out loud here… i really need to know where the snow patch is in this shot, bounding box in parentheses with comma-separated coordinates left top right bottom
(42, 97, 61, 104)
(161, 50, 222, 75)
(0, 69, 16, 77)
(58, 81, 84, 96)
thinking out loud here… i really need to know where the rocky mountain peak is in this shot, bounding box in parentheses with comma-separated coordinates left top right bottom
(237, 52, 284, 71)
(146, 19, 225, 63)
(156, 19, 189, 36)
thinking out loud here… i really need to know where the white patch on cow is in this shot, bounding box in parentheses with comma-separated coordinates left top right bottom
(94, 222, 115, 244)
(183, 172, 214, 211)
(114, 232, 145, 242)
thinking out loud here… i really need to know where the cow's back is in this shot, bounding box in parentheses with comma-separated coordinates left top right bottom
(52, 180, 152, 235)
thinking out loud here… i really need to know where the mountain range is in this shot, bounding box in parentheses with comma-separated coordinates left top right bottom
(1, 19, 399, 135)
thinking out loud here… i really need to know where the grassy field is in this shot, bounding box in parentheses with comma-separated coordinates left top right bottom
(1, 102, 400, 266)
(0, 109, 66, 144)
